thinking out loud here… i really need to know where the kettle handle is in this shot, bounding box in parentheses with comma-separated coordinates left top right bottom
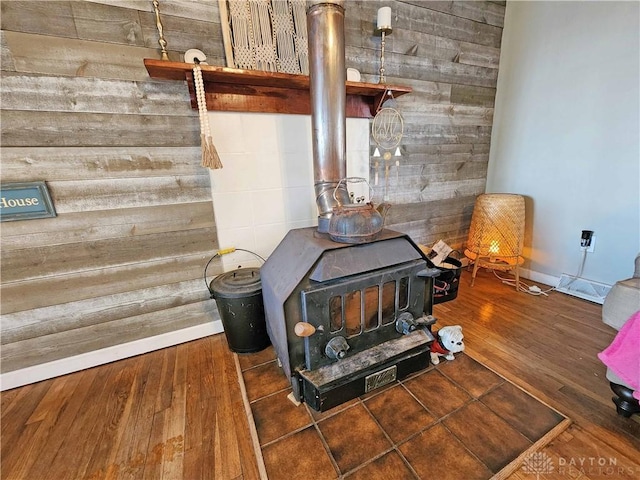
(332, 177, 373, 205)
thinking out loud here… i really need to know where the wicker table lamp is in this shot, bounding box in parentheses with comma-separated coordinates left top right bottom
(464, 193, 525, 290)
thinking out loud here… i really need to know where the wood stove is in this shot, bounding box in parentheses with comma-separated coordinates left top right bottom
(261, 227, 439, 411)
(260, 1, 442, 411)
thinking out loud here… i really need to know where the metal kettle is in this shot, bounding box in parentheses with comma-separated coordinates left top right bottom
(328, 177, 390, 244)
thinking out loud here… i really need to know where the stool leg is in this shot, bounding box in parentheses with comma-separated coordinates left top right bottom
(515, 266, 520, 291)
(471, 260, 480, 286)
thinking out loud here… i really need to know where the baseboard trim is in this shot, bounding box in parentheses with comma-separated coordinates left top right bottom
(0, 320, 224, 391)
(520, 268, 560, 288)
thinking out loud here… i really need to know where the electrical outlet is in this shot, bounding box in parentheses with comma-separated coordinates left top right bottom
(586, 235, 596, 253)
(580, 234, 596, 253)
(581, 230, 594, 248)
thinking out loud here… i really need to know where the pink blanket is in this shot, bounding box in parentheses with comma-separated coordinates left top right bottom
(598, 310, 640, 400)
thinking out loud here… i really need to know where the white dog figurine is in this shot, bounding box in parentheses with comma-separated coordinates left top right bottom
(430, 325, 465, 365)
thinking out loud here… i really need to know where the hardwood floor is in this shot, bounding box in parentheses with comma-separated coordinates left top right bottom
(1, 334, 261, 480)
(2, 269, 638, 479)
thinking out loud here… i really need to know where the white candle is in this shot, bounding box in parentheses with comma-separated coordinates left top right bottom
(377, 6, 392, 30)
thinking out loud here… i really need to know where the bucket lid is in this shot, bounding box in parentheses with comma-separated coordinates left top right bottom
(210, 267, 262, 299)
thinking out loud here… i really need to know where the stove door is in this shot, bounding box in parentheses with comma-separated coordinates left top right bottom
(300, 260, 427, 371)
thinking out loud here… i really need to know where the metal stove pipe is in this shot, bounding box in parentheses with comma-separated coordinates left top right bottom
(307, 0, 351, 233)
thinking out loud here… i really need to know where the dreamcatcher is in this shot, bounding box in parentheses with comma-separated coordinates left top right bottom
(372, 93, 404, 201)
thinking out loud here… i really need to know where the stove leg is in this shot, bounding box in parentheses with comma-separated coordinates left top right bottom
(609, 382, 640, 417)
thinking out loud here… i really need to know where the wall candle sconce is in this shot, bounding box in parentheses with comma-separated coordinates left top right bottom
(152, 0, 170, 61)
(376, 7, 392, 84)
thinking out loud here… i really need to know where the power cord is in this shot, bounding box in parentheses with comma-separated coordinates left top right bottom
(492, 271, 552, 296)
(490, 249, 588, 297)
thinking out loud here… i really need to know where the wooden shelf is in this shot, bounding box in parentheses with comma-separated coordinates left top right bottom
(144, 59, 412, 118)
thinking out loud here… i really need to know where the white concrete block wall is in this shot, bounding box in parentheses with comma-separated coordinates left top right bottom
(208, 112, 369, 271)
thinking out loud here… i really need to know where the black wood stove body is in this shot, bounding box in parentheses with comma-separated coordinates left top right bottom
(261, 227, 439, 411)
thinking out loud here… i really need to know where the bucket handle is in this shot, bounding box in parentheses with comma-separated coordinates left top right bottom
(204, 248, 266, 298)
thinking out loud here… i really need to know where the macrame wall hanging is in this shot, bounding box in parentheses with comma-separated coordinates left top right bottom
(219, 0, 309, 74)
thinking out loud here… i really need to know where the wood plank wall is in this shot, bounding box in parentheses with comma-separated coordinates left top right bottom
(0, 0, 226, 374)
(0, 0, 504, 377)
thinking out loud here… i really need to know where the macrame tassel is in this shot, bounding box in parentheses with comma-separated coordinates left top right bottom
(193, 64, 223, 170)
(201, 134, 223, 169)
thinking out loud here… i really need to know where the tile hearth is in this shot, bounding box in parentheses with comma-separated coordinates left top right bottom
(237, 346, 567, 479)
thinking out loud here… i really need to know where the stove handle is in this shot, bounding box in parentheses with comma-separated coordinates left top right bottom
(396, 313, 437, 335)
(294, 322, 317, 337)
(325, 336, 350, 360)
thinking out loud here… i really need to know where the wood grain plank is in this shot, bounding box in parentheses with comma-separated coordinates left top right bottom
(0, 1, 76, 38)
(450, 84, 497, 107)
(138, 9, 223, 58)
(458, 42, 501, 69)
(0, 146, 203, 182)
(404, 142, 491, 156)
(0, 379, 53, 476)
(403, 0, 505, 27)
(0, 202, 214, 249)
(45, 175, 210, 213)
(400, 151, 489, 168)
(0, 253, 222, 314)
(211, 335, 243, 478)
(385, 196, 476, 225)
(100, 351, 155, 480)
(2, 31, 159, 81)
(159, 342, 188, 479)
(198, 336, 221, 480)
(401, 125, 493, 145)
(183, 340, 204, 474)
(45, 362, 119, 479)
(113, 348, 168, 480)
(0, 300, 219, 372)
(0, 30, 16, 72)
(1, 279, 210, 344)
(1, 110, 200, 147)
(357, 1, 504, 48)
(346, 47, 499, 88)
(1, 73, 194, 115)
(402, 105, 494, 126)
(395, 81, 452, 105)
(16, 367, 100, 480)
(397, 158, 489, 182)
(377, 25, 500, 69)
(70, 0, 146, 46)
(83, 358, 141, 480)
(1, 226, 216, 282)
(85, 0, 218, 20)
(142, 347, 178, 480)
(377, 176, 486, 206)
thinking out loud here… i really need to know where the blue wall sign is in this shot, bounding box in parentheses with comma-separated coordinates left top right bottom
(0, 182, 56, 222)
